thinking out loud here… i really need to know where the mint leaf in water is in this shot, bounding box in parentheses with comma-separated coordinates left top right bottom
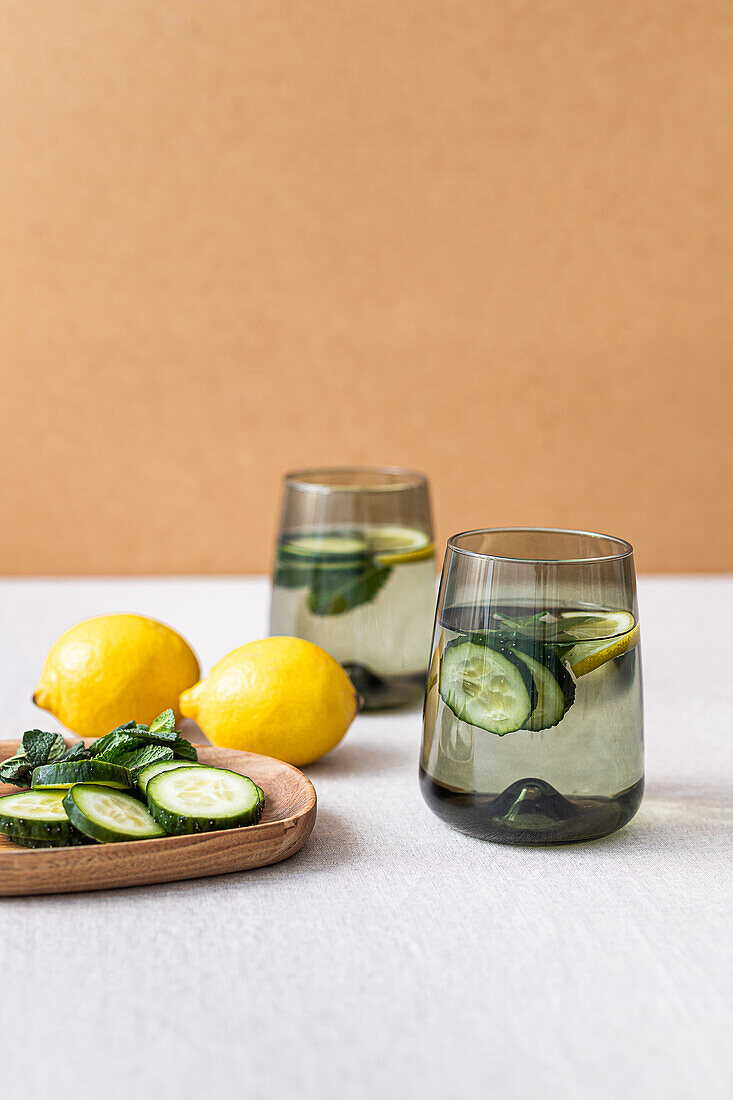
(308, 561, 392, 616)
(274, 560, 314, 589)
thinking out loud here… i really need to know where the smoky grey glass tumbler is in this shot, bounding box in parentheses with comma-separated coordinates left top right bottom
(269, 467, 436, 709)
(419, 528, 644, 844)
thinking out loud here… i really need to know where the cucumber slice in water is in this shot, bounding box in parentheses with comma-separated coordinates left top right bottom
(280, 533, 369, 562)
(137, 759, 202, 794)
(63, 784, 167, 842)
(440, 641, 537, 735)
(509, 647, 576, 732)
(0, 789, 75, 839)
(32, 759, 131, 790)
(147, 766, 262, 834)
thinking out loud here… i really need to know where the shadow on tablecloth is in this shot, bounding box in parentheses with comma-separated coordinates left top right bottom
(596, 781, 733, 852)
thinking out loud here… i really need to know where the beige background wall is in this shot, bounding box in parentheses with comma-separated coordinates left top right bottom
(1, 1, 731, 574)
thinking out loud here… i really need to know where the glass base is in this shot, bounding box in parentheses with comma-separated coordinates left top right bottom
(419, 769, 644, 845)
(343, 664, 426, 710)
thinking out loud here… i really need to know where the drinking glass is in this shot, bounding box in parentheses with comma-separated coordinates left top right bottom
(269, 467, 436, 709)
(420, 528, 643, 844)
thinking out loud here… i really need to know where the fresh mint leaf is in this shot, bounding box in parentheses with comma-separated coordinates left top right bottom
(87, 716, 195, 762)
(61, 740, 91, 762)
(88, 733, 115, 757)
(109, 721, 138, 735)
(172, 736, 198, 761)
(0, 753, 33, 787)
(93, 733, 145, 764)
(1, 730, 65, 787)
(22, 730, 66, 767)
(149, 709, 175, 736)
(142, 726, 178, 746)
(114, 743, 175, 779)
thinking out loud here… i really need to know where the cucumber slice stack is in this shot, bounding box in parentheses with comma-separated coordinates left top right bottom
(0, 789, 88, 847)
(440, 638, 576, 736)
(0, 709, 265, 849)
(438, 606, 637, 736)
(440, 632, 581, 736)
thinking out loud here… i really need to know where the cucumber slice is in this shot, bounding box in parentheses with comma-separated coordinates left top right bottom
(440, 641, 537, 735)
(0, 789, 75, 839)
(32, 760, 131, 790)
(63, 784, 167, 843)
(509, 647, 576, 732)
(279, 533, 368, 562)
(147, 766, 262, 834)
(137, 759, 202, 794)
(8, 832, 91, 848)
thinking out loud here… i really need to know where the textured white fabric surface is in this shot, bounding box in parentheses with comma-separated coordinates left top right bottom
(0, 576, 731, 1100)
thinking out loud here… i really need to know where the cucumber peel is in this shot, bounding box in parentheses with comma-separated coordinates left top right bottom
(31, 760, 132, 790)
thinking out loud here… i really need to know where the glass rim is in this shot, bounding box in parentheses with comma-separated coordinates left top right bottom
(446, 526, 634, 564)
(284, 465, 428, 494)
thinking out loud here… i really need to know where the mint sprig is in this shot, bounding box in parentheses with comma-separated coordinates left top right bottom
(308, 560, 392, 616)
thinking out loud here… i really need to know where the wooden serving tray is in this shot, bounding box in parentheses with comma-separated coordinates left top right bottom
(0, 740, 316, 896)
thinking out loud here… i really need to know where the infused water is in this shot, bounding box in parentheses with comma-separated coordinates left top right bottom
(420, 602, 644, 843)
(270, 525, 436, 708)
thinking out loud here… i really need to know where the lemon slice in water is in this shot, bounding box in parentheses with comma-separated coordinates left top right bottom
(563, 611, 639, 677)
(369, 526, 434, 565)
(558, 610, 635, 641)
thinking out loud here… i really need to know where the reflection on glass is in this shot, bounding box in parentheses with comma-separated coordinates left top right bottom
(269, 467, 436, 709)
(420, 528, 644, 844)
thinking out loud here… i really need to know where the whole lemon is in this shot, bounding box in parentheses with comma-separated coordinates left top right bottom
(180, 636, 358, 766)
(34, 614, 200, 737)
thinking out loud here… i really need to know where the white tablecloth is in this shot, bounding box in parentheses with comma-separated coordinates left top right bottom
(0, 577, 731, 1100)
